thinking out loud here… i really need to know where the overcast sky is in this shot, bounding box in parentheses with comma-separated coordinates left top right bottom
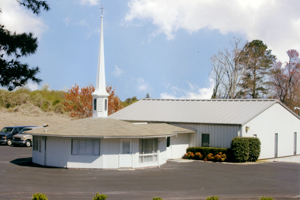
(1, 0, 299, 100)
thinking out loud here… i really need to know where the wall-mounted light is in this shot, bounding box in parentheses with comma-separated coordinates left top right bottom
(245, 126, 250, 133)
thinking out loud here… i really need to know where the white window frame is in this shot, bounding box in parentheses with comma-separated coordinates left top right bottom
(139, 138, 158, 163)
(71, 138, 100, 156)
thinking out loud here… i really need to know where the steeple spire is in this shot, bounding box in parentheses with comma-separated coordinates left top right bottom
(92, 5, 109, 118)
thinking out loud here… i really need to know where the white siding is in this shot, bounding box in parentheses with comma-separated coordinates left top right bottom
(167, 133, 190, 159)
(101, 138, 119, 169)
(173, 123, 240, 148)
(46, 137, 69, 167)
(158, 138, 167, 165)
(243, 104, 300, 159)
(33, 136, 168, 169)
(32, 136, 46, 166)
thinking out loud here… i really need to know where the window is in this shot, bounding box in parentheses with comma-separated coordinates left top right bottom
(202, 134, 210, 147)
(94, 99, 97, 110)
(139, 139, 158, 163)
(166, 137, 170, 147)
(71, 139, 100, 155)
(33, 136, 42, 152)
(105, 99, 107, 111)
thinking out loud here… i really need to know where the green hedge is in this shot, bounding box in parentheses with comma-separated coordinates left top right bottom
(231, 137, 261, 162)
(231, 137, 249, 162)
(186, 147, 229, 158)
(248, 137, 261, 162)
(32, 193, 48, 200)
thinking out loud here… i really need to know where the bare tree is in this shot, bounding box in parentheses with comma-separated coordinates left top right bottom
(270, 49, 300, 109)
(210, 38, 247, 99)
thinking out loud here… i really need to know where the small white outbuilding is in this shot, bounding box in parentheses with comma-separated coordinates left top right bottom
(109, 98, 300, 159)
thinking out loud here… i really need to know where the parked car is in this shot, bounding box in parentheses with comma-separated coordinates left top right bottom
(0, 126, 37, 146)
(12, 125, 48, 147)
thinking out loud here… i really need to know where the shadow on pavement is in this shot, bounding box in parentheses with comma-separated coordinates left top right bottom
(10, 157, 35, 166)
(10, 157, 60, 168)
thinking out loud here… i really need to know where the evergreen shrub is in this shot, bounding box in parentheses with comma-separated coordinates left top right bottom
(206, 196, 219, 200)
(260, 197, 273, 200)
(31, 193, 48, 200)
(186, 147, 228, 158)
(248, 137, 261, 162)
(152, 197, 162, 200)
(93, 192, 107, 200)
(231, 137, 249, 162)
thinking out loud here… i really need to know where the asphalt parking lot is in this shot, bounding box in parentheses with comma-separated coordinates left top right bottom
(0, 145, 299, 200)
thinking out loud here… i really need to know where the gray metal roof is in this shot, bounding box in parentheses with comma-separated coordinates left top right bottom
(109, 99, 295, 125)
(29, 117, 195, 138)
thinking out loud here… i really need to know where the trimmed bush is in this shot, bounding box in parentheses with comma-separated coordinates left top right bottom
(32, 193, 48, 200)
(214, 152, 227, 162)
(260, 197, 273, 200)
(152, 197, 162, 200)
(183, 152, 195, 159)
(231, 137, 249, 162)
(206, 196, 219, 200)
(194, 152, 203, 160)
(93, 192, 107, 200)
(207, 153, 214, 161)
(186, 147, 228, 158)
(248, 137, 261, 162)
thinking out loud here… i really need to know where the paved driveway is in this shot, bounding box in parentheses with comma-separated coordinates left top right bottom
(0, 145, 299, 200)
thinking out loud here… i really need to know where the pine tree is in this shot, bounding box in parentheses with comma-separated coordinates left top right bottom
(238, 40, 276, 98)
(0, 0, 49, 91)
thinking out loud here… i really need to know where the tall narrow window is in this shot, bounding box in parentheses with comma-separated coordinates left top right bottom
(105, 99, 107, 111)
(94, 99, 97, 110)
(166, 137, 170, 147)
(33, 136, 42, 152)
(202, 134, 210, 147)
(275, 133, 278, 158)
(294, 132, 297, 155)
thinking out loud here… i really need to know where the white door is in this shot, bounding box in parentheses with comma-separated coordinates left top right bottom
(167, 146, 172, 159)
(166, 137, 172, 159)
(119, 139, 132, 168)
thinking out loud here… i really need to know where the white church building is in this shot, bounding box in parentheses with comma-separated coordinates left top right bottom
(30, 9, 195, 169)
(30, 9, 300, 169)
(110, 98, 300, 160)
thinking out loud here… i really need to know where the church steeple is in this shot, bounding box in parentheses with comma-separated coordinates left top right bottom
(92, 5, 109, 118)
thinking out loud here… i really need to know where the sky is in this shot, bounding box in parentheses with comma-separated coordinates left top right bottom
(1, 0, 300, 101)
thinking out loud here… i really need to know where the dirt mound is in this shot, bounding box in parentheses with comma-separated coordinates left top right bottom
(0, 104, 72, 128)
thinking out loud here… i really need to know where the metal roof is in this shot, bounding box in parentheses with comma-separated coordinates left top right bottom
(28, 117, 195, 138)
(109, 99, 296, 125)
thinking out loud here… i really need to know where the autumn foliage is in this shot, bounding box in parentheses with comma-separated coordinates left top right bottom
(64, 84, 123, 118)
(106, 85, 124, 115)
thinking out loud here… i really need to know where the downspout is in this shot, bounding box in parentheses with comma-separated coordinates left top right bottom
(239, 125, 243, 137)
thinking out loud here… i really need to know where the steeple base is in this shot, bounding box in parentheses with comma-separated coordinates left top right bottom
(92, 94, 108, 118)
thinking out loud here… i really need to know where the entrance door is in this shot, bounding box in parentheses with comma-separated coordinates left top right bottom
(166, 137, 172, 159)
(119, 139, 132, 168)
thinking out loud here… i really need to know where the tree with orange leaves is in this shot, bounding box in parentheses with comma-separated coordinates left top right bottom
(107, 85, 124, 115)
(64, 84, 123, 118)
(64, 84, 95, 118)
